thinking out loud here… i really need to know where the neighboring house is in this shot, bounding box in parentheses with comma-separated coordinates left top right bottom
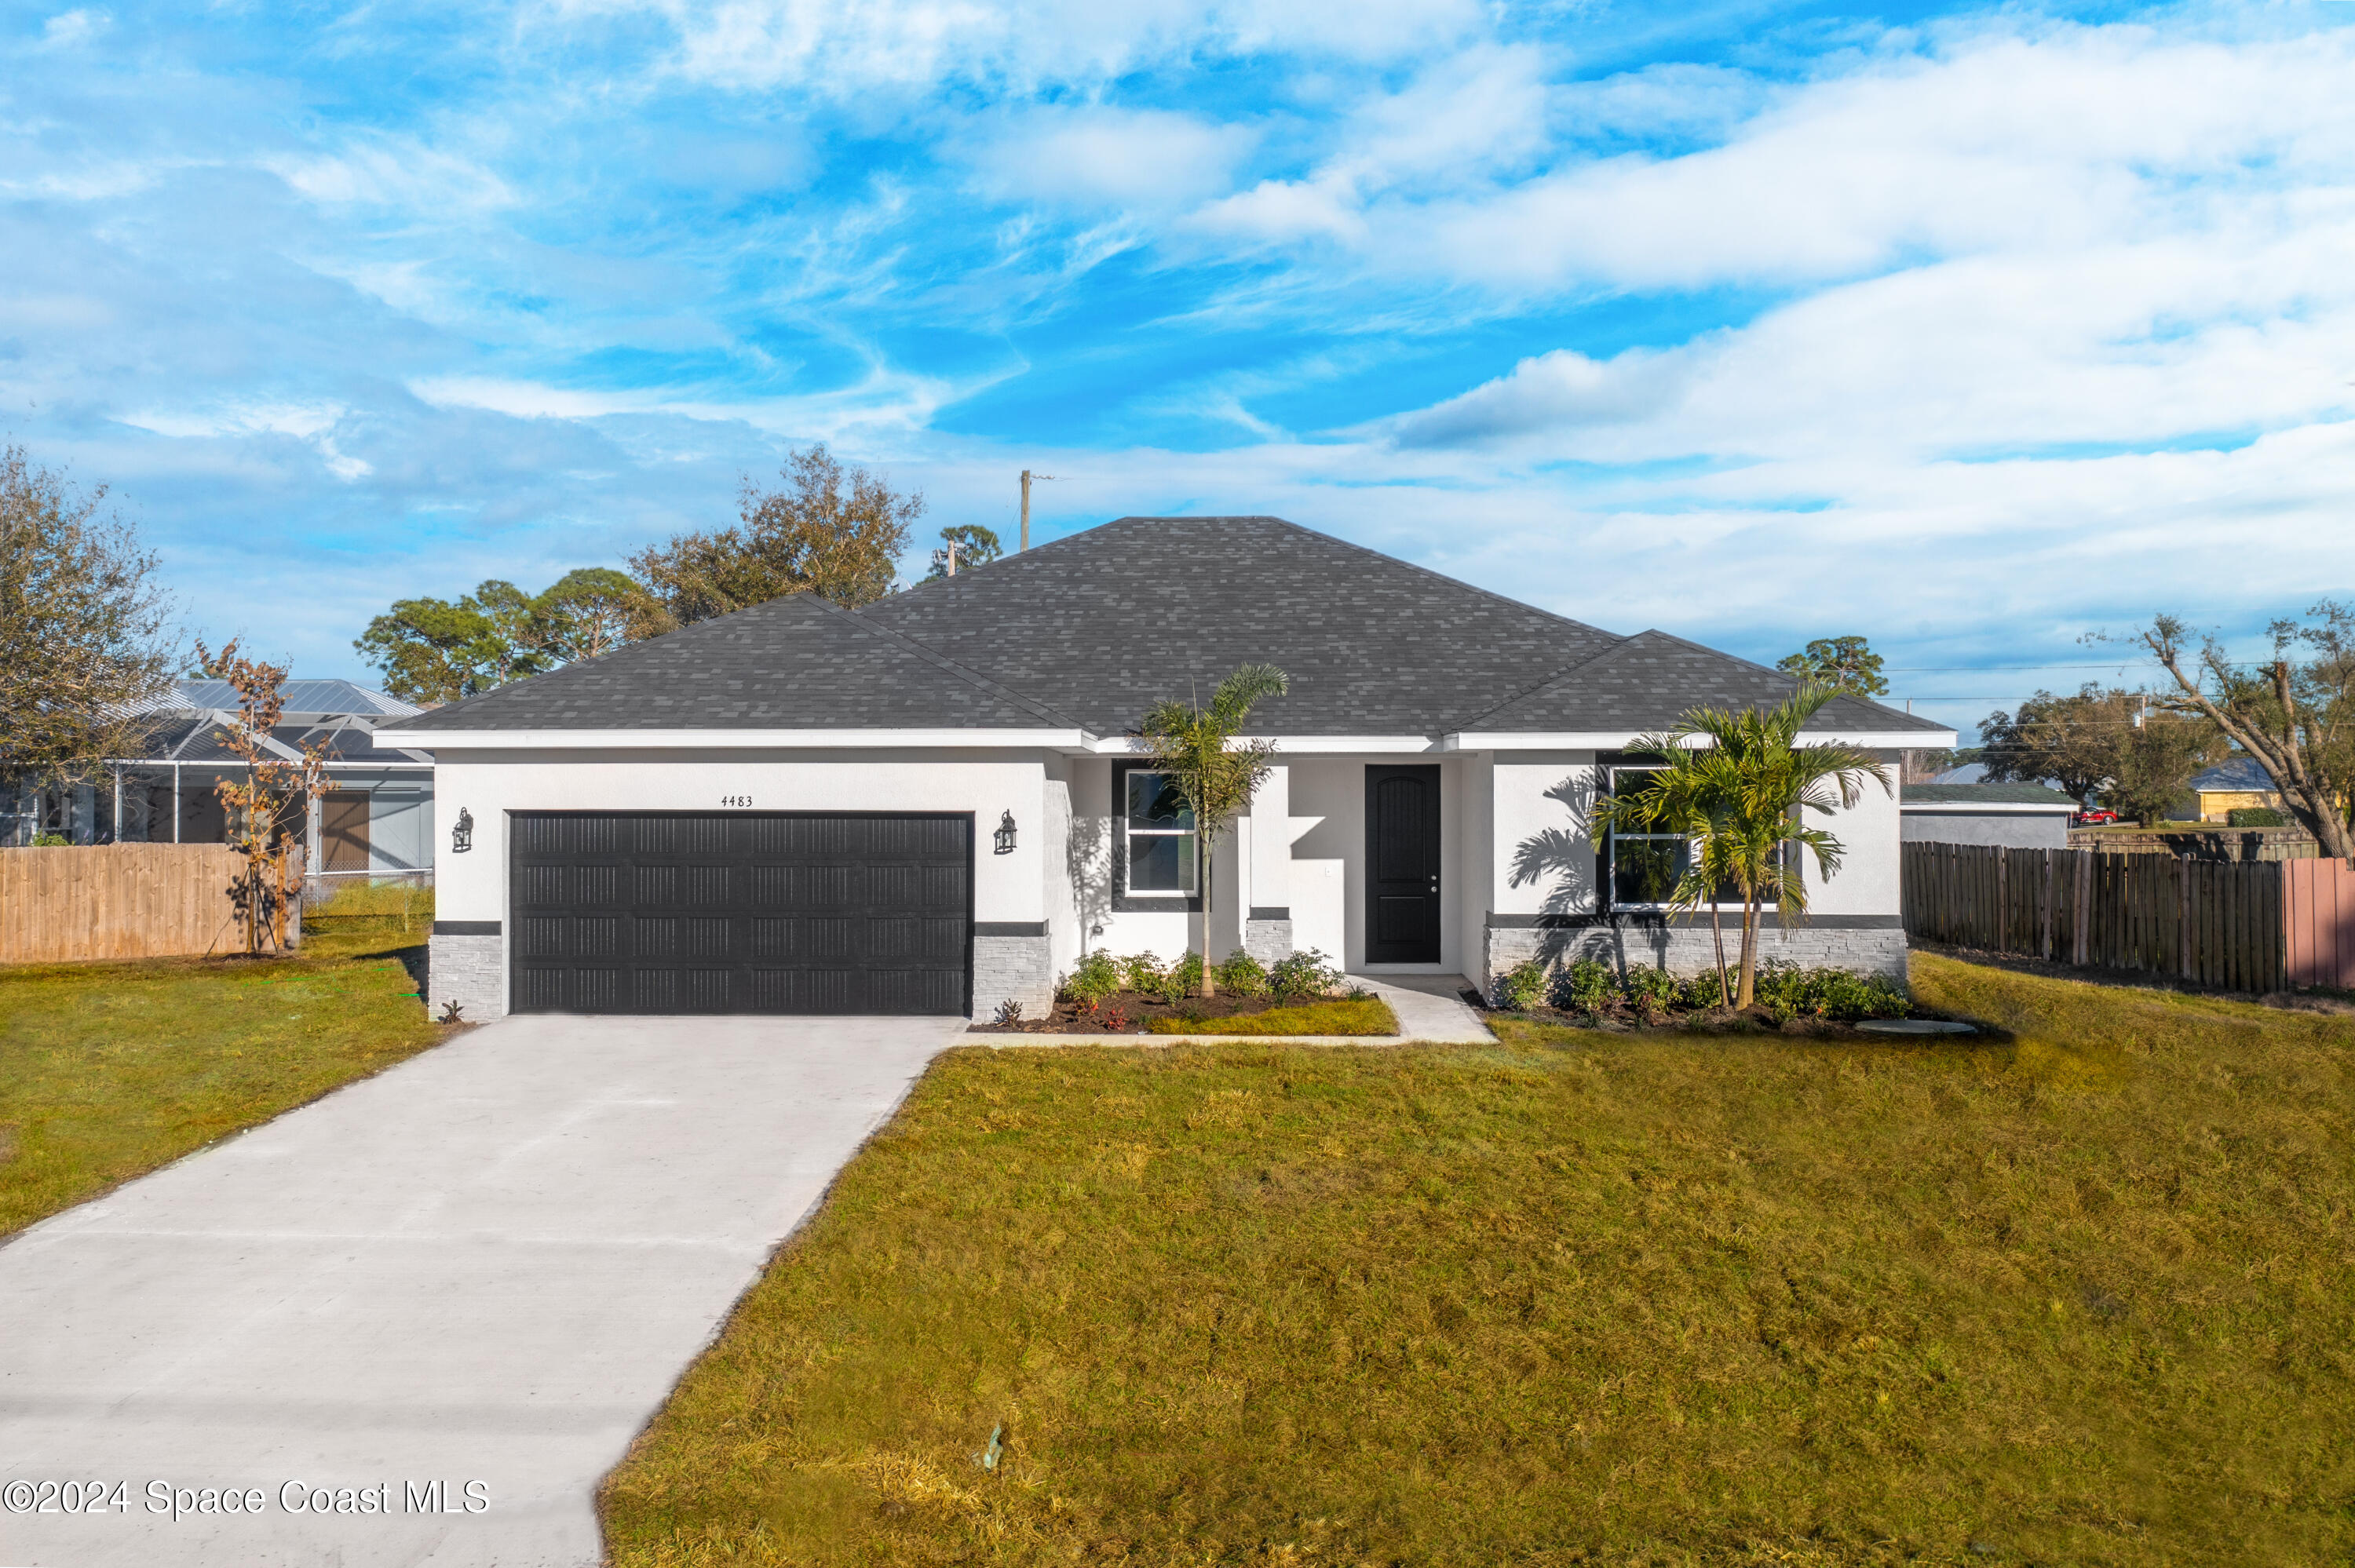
(76, 679, 436, 873)
(2192, 757, 2282, 822)
(1932, 763, 1990, 786)
(1900, 783, 2079, 849)
(381, 516, 1953, 1022)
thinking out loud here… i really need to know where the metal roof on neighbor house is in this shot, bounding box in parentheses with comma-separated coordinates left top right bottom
(166, 679, 422, 718)
(393, 515, 1955, 739)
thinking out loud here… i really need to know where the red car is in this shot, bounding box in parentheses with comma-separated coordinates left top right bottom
(2072, 808, 2121, 826)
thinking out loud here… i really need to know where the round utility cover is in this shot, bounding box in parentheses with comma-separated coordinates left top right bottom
(1857, 1019, 1976, 1035)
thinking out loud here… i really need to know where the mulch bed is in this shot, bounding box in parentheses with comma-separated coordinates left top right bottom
(1487, 1001, 1921, 1040)
(973, 989, 1361, 1034)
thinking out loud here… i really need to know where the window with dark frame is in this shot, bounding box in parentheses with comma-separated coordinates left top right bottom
(1122, 766, 1197, 895)
(1601, 762, 1744, 911)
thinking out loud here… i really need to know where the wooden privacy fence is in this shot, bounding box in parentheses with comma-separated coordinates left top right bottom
(0, 844, 251, 964)
(1903, 843, 2355, 994)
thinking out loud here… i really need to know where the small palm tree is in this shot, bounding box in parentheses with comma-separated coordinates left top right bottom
(1136, 663, 1290, 996)
(1594, 686, 1890, 1009)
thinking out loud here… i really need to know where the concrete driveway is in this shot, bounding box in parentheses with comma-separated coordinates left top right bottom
(0, 1012, 966, 1568)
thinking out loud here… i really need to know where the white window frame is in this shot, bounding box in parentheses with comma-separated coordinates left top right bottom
(1122, 766, 1197, 898)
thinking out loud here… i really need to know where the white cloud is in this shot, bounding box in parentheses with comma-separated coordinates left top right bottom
(265, 139, 515, 214)
(548, 0, 1481, 94)
(118, 401, 375, 480)
(40, 8, 108, 48)
(1203, 27, 2355, 293)
(966, 107, 1254, 210)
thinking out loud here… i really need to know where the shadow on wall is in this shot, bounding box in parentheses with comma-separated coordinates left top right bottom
(1070, 815, 1113, 950)
(1506, 768, 1723, 976)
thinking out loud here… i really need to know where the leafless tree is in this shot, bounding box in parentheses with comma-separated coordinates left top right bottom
(2134, 608, 2355, 857)
(0, 445, 176, 784)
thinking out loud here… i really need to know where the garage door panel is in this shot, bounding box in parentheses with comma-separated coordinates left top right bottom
(510, 811, 970, 1016)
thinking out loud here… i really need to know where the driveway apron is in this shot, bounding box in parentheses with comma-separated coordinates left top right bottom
(0, 1013, 963, 1568)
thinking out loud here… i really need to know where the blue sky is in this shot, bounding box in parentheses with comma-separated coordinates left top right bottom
(6, 0, 2353, 737)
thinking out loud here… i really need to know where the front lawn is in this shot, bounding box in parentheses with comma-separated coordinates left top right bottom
(0, 944, 448, 1238)
(602, 952, 2355, 1566)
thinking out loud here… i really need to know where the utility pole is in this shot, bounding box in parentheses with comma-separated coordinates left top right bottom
(1019, 469, 1057, 552)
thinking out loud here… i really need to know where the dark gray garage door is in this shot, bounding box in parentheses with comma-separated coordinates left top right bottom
(509, 812, 971, 1015)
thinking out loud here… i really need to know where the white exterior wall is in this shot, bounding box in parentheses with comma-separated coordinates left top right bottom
(1795, 751, 1904, 914)
(1476, 746, 1910, 986)
(1287, 755, 1464, 973)
(1487, 751, 1597, 918)
(1042, 759, 1081, 985)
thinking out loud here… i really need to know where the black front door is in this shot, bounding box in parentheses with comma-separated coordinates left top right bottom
(1365, 765, 1441, 963)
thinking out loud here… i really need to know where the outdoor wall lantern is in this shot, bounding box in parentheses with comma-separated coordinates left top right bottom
(993, 811, 1017, 855)
(451, 807, 474, 854)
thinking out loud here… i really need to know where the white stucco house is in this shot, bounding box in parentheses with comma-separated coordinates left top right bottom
(379, 516, 1952, 1021)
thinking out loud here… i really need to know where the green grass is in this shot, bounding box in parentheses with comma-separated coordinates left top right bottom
(0, 944, 447, 1238)
(601, 953, 2355, 1566)
(1146, 997, 1397, 1035)
(303, 878, 436, 939)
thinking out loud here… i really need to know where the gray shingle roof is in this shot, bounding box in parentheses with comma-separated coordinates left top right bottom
(1902, 783, 2079, 807)
(396, 591, 1082, 732)
(2193, 757, 2276, 792)
(394, 516, 1951, 738)
(859, 516, 1625, 735)
(1460, 629, 1943, 737)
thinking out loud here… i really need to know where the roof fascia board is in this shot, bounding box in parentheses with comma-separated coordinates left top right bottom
(374, 727, 1094, 751)
(1082, 735, 1440, 756)
(1444, 728, 1959, 750)
(1900, 801, 2077, 815)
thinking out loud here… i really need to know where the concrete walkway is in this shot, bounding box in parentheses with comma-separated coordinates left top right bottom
(0, 1014, 965, 1568)
(1349, 973, 1496, 1043)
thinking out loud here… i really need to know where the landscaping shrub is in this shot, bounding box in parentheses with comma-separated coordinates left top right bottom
(1267, 947, 1343, 1003)
(1491, 957, 1548, 1012)
(1059, 950, 1121, 1011)
(2228, 807, 2286, 827)
(1682, 968, 1729, 1010)
(1622, 964, 1679, 1023)
(1751, 960, 1911, 1023)
(1556, 957, 1616, 1016)
(1119, 952, 1165, 994)
(1165, 951, 1204, 1003)
(1211, 950, 1269, 998)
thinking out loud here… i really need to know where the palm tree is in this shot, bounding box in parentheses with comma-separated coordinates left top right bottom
(1136, 663, 1289, 996)
(1593, 686, 1891, 1009)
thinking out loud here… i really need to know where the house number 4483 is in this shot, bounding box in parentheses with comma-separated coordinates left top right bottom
(719, 795, 753, 808)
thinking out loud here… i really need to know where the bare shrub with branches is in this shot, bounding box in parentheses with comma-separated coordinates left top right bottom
(196, 640, 328, 954)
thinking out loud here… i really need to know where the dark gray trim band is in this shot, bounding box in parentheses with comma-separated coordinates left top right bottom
(1247, 906, 1291, 921)
(433, 921, 502, 936)
(1486, 912, 1903, 931)
(973, 921, 1047, 938)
